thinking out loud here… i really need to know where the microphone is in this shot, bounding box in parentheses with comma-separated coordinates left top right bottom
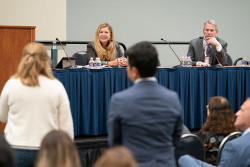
(56, 38, 74, 68)
(110, 39, 121, 68)
(161, 38, 182, 67)
(199, 36, 222, 67)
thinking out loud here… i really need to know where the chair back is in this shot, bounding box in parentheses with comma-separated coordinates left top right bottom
(175, 134, 205, 167)
(233, 57, 243, 66)
(72, 51, 88, 66)
(225, 53, 233, 66)
(217, 131, 242, 165)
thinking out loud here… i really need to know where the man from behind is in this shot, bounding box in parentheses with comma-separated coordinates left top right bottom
(178, 98, 250, 167)
(108, 41, 183, 167)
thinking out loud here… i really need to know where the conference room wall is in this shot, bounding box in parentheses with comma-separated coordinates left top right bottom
(67, 0, 250, 66)
(0, 0, 67, 62)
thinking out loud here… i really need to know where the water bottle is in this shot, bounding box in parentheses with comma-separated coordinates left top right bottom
(95, 57, 101, 69)
(205, 55, 210, 65)
(187, 56, 192, 67)
(184, 56, 188, 67)
(51, 41, 58, 68)
(89, 57, 94, 68)
(181, 56, 185, 67)
(242, 57, 247, 66)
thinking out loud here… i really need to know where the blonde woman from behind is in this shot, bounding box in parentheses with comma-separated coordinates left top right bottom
(0, 43, 73, 167)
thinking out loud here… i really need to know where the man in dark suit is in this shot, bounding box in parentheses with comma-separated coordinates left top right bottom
(178, 98, 250, 167)
(187, 20, 228, 67)
(108, 41, 183, 167)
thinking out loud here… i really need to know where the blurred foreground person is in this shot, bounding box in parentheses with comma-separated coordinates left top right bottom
(94, 146, 138, 167)
(35, 130, 81, 167)
(197, 96, 236, 165)
(179, 98, 250, 167)
(108, 41, 182, 167)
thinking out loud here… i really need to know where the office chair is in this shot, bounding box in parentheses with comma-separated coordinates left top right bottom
(175, 134, 205, 167)
(72, 51, 88, 66)
(217, 131, 242, 165)
(225, 53, 233, 66)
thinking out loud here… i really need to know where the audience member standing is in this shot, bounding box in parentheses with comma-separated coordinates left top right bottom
(0, 43, 74, 167)
(94, 146, 138, 167)
(178, 98, 250, 167)
(187, 20, 228, 66)
(108, 41, 183, 167)
(197, 96, 236, 165)
(35, 130, 81, 167)
(86, 22, 127, 67)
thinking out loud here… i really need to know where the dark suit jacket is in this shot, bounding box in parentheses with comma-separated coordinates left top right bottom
(187, 37, 228, 66)
(108, 80, 183, 167)
(178, 131, 250, 167)
(86, 41, 123, 63)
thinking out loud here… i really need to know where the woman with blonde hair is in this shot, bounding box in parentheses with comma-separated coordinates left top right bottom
(35, 130, 81, 167)
(197, 96, 236, 165)
(87, 23, 127, 67)
(0, 43, 73, 167)
(94, 146, 138, 167)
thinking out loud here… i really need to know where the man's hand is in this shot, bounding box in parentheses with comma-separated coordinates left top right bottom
(197, 62, 210, 67)
(206, 37, 220, 47)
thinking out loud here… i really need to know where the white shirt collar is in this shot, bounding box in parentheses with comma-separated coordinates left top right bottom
(134, 77, 157, 84)
(243, 127, 250, 136)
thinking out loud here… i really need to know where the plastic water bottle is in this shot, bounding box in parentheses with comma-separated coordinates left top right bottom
(181, 56, 185, 67)
(187, 56, 192, 67)
(242, 57, 247, 66)
(51, 41, 58, 68)
(205, 55, 210, 65)
(89, 57, 94, 68)
(95, 57, 101, 69)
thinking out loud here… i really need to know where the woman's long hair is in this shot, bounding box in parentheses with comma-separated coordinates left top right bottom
(93, 23, 116, 61)
(200, 96, 236, 134)
(35, 130, 81, 167)
(94, 146, 138, 167)
(13, 42, 55, 86)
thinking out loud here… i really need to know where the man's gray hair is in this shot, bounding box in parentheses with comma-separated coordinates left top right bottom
(204, 20, 218, 31)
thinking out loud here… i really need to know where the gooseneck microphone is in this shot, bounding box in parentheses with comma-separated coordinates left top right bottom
(56, 38, 74, 68)
(199, 36, 222, 67)
(161, 38, 181, 67)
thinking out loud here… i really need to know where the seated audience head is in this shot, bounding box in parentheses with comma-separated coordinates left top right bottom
(35, 130, 81, 167)
(94, 146, 138, 167)
(124, 41, 158, 82)
(201, 96, 236, 134)
(14, 42, 54, 86)
(0, 134, 14, 167)
(235, 98, 250, 132)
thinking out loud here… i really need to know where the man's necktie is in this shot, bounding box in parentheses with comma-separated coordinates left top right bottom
(206, 44, 211, 57)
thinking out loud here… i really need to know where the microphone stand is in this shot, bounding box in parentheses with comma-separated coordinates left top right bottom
(199, 36, 222, 67)
(161, 38, 182, 68)
(56, 38, 74, 69)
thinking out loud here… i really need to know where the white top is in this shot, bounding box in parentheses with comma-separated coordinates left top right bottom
(0, 75, 74, 149)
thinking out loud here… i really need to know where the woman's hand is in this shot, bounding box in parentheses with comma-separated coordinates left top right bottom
(118, 57, 128, 67)
(108, 60, 118, 67)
